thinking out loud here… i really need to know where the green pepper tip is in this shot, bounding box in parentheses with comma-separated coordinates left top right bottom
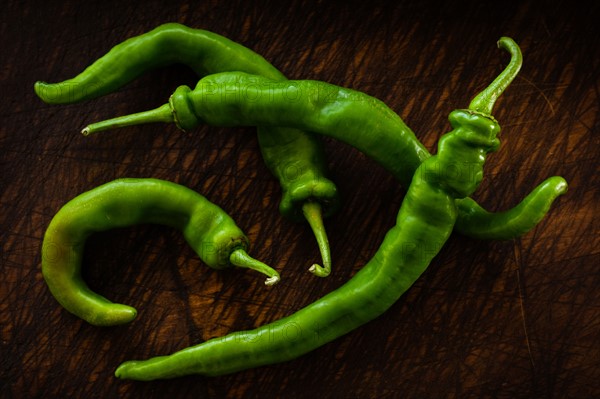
(114, 361, 135, 379)
(33, 81, 47, 100)
(109, 306, 138, 325)
(553, 176, 569, 195)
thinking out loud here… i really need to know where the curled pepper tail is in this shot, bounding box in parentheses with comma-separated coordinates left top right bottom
(468, 37, 523, 115)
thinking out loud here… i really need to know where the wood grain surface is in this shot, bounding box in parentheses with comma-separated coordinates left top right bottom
(1, 0, 598, 397)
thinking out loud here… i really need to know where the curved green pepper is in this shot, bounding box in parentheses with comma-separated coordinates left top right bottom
(41, 178, 279, 326)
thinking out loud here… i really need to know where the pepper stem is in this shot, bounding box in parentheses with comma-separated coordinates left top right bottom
(468, 37, 522, 115)
(81, 103, 173, 136)
(229, 248, 280, 286)
(302, 202, 332, 277)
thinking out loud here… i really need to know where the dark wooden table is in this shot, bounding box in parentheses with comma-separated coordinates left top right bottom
(2, 1, 598, 397)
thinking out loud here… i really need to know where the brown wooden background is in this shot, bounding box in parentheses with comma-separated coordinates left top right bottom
(1, 0, 598, 397)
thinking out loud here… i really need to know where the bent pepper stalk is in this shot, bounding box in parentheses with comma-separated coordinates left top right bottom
(112, 37, 567, 380)
(81, 37, 567, 240)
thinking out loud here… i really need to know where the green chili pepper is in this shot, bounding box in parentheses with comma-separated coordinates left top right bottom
(81, 39, 566, 240)
(34, 23, 337, 277)
(113, 37, 565, 380)
(41, 178, 280, 327)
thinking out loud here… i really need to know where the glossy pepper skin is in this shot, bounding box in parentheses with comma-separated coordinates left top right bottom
(114, 117, 478, 378)
(47, 24, 564, 243)
(112, 38, 556, 380)
(34, 23, 337, 277)
(35, 25, 562, 271)
(41, 178, 279, 327)
(82, 43, 566, 240)
(113, 38, 567, 380)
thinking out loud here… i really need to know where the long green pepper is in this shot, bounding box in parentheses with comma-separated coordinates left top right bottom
(81, 38, 567, 239)
(41, 178, 280, 327)
(111, 37, 565, 380)
(34, 23, 564, 281)
(34, 23, 338, 277)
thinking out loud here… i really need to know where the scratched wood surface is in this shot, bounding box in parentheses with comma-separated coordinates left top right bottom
(1, 0, 598, 397)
